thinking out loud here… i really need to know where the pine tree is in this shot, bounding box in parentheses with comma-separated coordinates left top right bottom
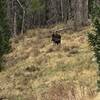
(88, 4, 100, 91)
(0, 0, 11, 71)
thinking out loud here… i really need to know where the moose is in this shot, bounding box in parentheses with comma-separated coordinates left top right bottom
(51, 32, 61, 45)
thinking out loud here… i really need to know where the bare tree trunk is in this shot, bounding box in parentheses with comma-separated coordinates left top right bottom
(21, 10, 25, 35)
(61, 0, 64, 21)
(7, 0, 14, 36)
(73, 0, 83, 31)
(13, 11, 17, 37)
(16, 0, 25, 35)
(82, 0, 89, 26)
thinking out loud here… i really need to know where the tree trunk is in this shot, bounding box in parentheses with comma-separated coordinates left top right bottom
(21, 10, 25, 35)
(82, 0, 89, 26)
(13, 11, 17, 37)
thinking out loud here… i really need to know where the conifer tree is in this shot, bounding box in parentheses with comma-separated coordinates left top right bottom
(88, 4, 100, 91)
(0, 0, 11, 71)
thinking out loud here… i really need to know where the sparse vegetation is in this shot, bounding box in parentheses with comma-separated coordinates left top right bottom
(0, 27, 98, 99)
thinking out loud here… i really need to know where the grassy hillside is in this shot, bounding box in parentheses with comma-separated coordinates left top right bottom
(0, 26, 99, 100)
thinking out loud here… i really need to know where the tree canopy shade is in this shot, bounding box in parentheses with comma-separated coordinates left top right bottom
(32, 0, 45, 12)
(0, 0, 11, 70)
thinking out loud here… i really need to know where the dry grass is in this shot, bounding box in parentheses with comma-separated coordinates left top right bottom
(0, 26, 99, 100)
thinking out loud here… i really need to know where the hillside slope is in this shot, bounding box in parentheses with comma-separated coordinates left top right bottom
(0, 27, 99, 100)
